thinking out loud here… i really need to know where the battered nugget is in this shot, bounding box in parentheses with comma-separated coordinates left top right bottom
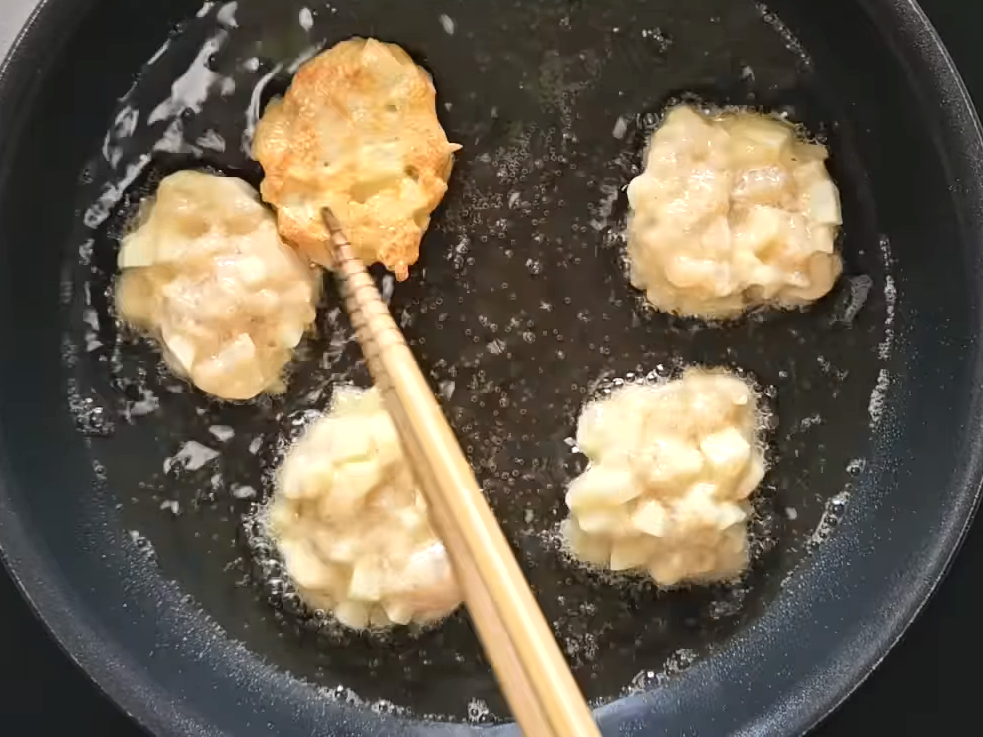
(627, 105, 843, 319)
(253, 38, 460, 280)
(563, 369, 766, 586)
(116, 171, 320, 401)
(269, 386, 462, 629)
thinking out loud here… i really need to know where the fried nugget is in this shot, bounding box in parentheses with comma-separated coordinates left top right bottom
(115, 171, 320, 400)
(253, 38, 460, 280)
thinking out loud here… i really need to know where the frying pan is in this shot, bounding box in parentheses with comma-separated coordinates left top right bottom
(0, 0, 981, 734)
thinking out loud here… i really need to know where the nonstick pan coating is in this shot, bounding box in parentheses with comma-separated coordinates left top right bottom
(1, 0, 982, 735)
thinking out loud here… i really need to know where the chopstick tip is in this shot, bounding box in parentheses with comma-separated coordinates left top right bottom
(322, 206, 342, 234)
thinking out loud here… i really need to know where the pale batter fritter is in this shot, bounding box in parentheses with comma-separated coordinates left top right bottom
(563, 369, 767, 586)
(627, 105, 843, 319)
(269, 386, 462, 629)
(115, 171, 320, 401)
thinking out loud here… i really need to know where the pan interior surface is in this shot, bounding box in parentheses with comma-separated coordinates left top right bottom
(0, 0, 981, 736)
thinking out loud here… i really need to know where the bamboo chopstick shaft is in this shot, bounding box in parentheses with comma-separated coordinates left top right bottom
(416, 476, 556, 737)
(324, 211, 599, 737)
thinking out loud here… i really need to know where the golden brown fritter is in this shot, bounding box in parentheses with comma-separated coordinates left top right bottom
(253, 38, 460, 280)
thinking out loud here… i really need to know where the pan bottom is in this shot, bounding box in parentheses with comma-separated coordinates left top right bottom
(61, 0, 890, 721)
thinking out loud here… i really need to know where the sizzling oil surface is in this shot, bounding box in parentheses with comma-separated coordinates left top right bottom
(61, 0, 891, 722)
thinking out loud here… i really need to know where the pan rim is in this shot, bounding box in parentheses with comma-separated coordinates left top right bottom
(780, 0, 983, 730)
(0, 0, 981, 735)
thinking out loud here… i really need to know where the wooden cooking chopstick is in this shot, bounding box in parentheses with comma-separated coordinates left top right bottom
(322, 209, 600, 737)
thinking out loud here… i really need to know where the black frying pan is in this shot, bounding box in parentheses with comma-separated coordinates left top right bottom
(0, 0, 982, 735)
